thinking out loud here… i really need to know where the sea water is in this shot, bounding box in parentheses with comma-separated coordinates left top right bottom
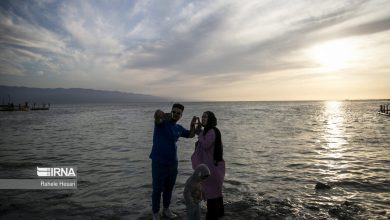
(0, 101, 389, 219)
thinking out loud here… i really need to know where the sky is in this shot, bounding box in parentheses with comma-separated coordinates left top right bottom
(0, 0, 389, 101)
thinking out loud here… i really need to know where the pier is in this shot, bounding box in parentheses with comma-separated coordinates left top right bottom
(378, 104, 390, 116)
(30, 103, 50, 111)
(0, 102, 50, 111)
(1, 95, 50, 111)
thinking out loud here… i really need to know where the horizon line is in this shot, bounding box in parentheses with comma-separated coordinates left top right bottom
(1, 85, 389, 103)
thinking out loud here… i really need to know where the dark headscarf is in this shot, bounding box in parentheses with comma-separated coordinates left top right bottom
(203, 111, 223, 166)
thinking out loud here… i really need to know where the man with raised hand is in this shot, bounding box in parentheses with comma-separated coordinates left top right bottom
(150, 103, 197, 220)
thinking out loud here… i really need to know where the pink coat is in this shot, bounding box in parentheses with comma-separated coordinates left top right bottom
(191, 129, 225, 199)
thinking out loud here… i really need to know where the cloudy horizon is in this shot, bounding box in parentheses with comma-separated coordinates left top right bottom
(1, 0, 389, 101)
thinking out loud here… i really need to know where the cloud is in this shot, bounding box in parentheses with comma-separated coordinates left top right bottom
(342, 16, 390, 36)
(0, 11, 66, 54)
(0, 0, 389, 100)
(122, 0, 390, 79)
(0, 1, 71, 77)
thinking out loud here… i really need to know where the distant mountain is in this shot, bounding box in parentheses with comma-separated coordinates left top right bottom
(0, 85, 168, 104)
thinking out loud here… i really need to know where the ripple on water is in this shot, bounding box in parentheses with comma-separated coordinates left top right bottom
(0, 101, 389, 219)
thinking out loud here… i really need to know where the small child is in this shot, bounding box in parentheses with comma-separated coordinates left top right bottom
(184, 164, 210, 220)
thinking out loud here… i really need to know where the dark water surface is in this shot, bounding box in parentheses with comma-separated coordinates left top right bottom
(0, 101, 389, 219)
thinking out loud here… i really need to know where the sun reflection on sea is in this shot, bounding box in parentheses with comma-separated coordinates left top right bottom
(319, 101, 350, 180)
(325, 101, 347, 150)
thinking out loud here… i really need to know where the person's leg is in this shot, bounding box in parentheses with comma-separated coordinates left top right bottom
(186, 204, 192, 220)
(206, 198, 219, 220)
(217, 197, 224, 217)
(187, 203, 201, 220)
(162, 163, 178, 209)
(194, 203, 201, 220)
(152, 160, 167, 214)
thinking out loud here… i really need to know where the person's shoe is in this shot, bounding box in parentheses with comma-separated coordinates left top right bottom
(162, 208, 177, 219)
(152, 212, 160, 220)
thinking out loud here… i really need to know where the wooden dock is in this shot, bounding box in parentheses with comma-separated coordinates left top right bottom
(0, 102, 50, 111)
(378, 104, 390, 116)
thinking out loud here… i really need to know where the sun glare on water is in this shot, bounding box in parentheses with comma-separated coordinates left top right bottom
(308, 39, 359, 72)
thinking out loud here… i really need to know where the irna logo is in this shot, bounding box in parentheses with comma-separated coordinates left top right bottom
(37, 167, 76, 177)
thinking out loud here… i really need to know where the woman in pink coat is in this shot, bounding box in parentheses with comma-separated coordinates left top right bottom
(191, 111, 225, 220)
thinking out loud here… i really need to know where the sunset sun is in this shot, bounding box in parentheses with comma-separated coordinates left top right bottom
(308, 39, 359, 72)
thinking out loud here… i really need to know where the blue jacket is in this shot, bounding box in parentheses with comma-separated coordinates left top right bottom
(149, 119, 190, 165)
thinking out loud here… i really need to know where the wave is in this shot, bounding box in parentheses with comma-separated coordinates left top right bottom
(332, 180, 390, 192)
(0, 162, 46, 169)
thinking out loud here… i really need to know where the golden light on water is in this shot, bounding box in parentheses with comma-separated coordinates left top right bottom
(321, 101, 350, 180)
(325, 101, 347, 150)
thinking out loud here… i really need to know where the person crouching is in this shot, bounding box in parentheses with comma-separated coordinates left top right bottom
(184, 164, 210, 220)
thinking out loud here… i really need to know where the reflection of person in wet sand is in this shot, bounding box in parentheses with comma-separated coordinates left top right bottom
(191, 111, 225, 220)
